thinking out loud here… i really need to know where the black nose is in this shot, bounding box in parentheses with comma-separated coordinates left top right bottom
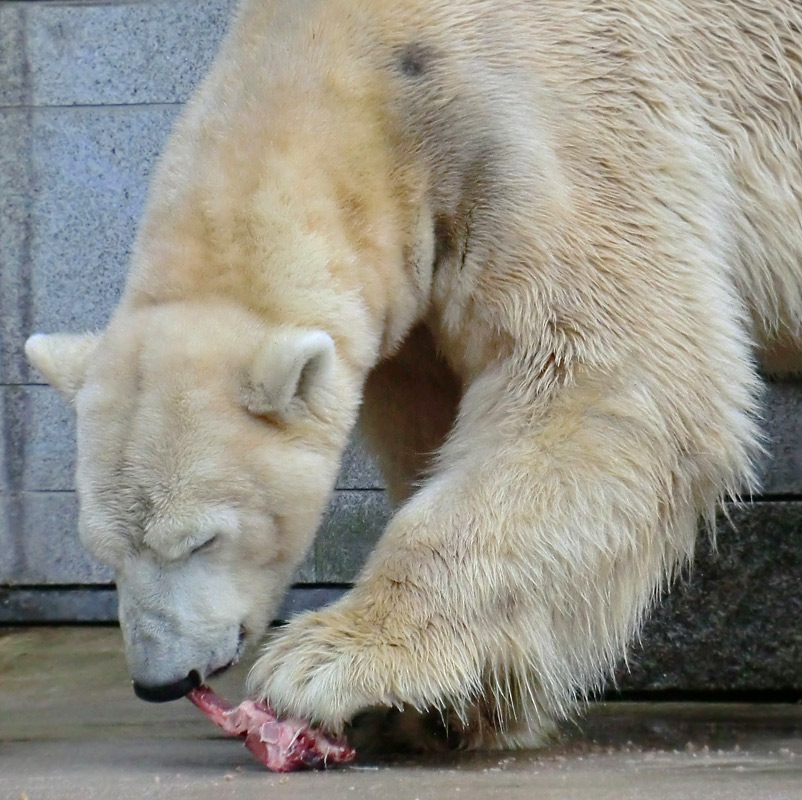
(132, 670, 202, 703)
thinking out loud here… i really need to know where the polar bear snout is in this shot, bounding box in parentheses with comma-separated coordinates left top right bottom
(127, 623, 247, 703)
(122, 613, 247, 702)
(116, 555, 256, 702)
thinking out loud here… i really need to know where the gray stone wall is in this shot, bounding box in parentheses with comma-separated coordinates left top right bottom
(1, 0, 801, 691)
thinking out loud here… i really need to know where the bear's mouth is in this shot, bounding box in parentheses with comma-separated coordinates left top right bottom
(208, 624, 248, 679)
(208, 661, 235, 679)
(132, 626, 247, 702)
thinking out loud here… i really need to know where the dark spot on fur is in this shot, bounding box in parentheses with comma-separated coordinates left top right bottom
(432, 148, 494, 274)
(433, 214, 458, 272)
(398, 42, 435, 78)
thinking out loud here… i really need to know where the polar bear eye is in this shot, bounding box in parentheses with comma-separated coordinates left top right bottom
(190, 535, 219, 556)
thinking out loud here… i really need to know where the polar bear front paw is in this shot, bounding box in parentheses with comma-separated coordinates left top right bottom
(247, 602, 405, 732)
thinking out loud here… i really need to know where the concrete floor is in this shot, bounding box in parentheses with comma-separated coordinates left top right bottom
(1, 628, 801, 800)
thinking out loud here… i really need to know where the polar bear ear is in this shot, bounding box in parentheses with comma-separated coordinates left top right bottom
(243, 330, 335, 418)
(24, 332, 100, 402)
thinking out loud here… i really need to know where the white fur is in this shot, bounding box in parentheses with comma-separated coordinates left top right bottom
(26, 0, 802, 747)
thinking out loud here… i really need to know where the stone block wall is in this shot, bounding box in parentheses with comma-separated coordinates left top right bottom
(1, 0, 801, 692)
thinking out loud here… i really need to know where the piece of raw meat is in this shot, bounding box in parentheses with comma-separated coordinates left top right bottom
(187, 686, 355, 772)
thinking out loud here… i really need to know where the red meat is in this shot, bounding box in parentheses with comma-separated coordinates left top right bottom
(188, 686, 355, 772)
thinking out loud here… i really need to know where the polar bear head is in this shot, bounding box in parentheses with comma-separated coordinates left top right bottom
(26, 302, 353, 701)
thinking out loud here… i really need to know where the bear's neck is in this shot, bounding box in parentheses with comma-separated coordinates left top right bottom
(122, 148, 430, 378)
(118, 5, 438, 376)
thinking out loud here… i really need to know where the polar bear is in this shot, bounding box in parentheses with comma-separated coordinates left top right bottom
(25, 0, 802, 748)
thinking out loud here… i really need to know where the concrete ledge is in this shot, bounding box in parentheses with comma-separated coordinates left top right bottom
(624, 502, 802, 691)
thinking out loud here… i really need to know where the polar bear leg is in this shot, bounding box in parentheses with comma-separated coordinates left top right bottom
(359, 324, 461, 505)
(249, 293, 759, 738)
